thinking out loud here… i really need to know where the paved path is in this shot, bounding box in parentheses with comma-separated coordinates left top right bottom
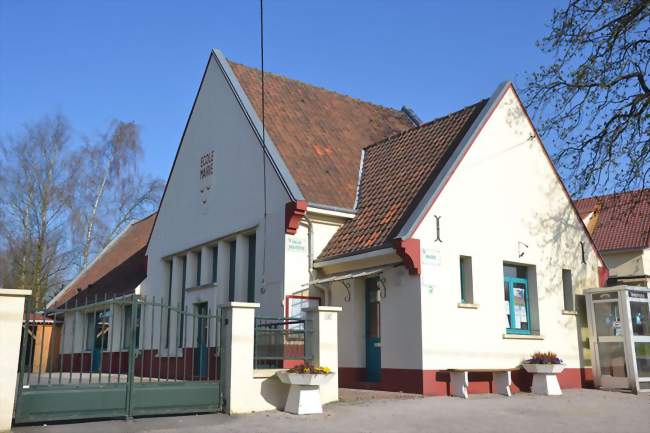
(13, 389, 649, 433)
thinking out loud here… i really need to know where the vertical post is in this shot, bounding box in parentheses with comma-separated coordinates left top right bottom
(200, 246, 212, 286)
(234, 235, 249, 302)
(304, 306, 342, 405)
(0, 288, 31, 432)
(216, 241, 229, 305)
(125, 294, 138, 419)
(221, 301, 259, 414)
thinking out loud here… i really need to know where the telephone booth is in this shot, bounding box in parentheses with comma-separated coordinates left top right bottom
(585, 286, 650, 393)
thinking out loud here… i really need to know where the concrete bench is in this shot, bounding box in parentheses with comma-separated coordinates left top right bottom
(448, 368, 519, 398)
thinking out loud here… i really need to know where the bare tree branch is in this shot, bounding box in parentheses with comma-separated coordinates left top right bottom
(524, 0, 650, 197)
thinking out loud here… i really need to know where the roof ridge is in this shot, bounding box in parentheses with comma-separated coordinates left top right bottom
(362, 98, 490, 152)
(576, 187, 650, 203)
(227, 60, 410, 118)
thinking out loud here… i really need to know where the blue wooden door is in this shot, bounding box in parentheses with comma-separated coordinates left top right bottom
(90, 310, 109, 373)
(365, 278, 381, 382)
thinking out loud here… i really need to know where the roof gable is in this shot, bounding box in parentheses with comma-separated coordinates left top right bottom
(318, 99, 488, 260)
(576, 189, 650, 251)
(229, 62, 415, 209)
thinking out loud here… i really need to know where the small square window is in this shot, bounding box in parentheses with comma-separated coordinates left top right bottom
(459, 256, 474, 304)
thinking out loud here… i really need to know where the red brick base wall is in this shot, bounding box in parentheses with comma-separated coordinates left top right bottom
(339, 367, 593, 396)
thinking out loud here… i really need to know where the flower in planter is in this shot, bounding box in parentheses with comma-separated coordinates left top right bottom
(524, 351, 564, 365)
(287, 363, 332, 374)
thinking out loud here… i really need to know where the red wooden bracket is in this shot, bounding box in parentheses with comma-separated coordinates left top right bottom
(392, 238, 421, 275)
(598, 265, 609, 287)
(285, 200, 307, 235)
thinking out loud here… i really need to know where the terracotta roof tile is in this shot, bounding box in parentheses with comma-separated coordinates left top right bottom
(229, 62, 415, 209)
(51, 213, 156, 307)
(575, 189, 650, 251)
(319, 99, 488, 260)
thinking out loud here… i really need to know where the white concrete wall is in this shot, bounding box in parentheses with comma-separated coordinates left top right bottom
(306, 306, 342, 403)
(329, 267, 422, 371)
(330, 279, 365, 368)
(222, 302, 340, 414)
(283, 223, 310, 301)
(0, 289, 30, 432)
(416, 87, 601, 370)
(380, 268, 423, 370)
(283, 212, 348, 299)
(145, 52, 291, 328)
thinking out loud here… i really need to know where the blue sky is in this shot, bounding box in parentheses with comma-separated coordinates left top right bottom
(1, 0, 564, 181)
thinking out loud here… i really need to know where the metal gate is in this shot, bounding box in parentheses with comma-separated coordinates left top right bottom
(14, 294, 222, 424)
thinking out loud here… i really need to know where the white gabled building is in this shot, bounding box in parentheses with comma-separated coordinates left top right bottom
(144, 49, 416, 322)
(143, 49, 608, 395)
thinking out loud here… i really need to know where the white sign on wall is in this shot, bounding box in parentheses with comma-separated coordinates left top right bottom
(286, 237, 306, 253)
(421, 248, 442, 297)
(423, 282, 437, 295)
(199, 150, 215, 214)
(421, 248, 441, 266)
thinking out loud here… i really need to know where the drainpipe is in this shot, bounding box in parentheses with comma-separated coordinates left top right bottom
(305, 214, 330, 303)
(305, 214, 314, 279)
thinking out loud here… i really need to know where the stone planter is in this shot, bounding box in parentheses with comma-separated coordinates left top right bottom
(276, 371, 334, 414)
(523, 363, 565, 395)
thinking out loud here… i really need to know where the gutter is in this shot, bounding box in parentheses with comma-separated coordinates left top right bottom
(314, 247, 397, 269)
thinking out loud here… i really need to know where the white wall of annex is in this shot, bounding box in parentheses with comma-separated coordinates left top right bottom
(329, 266, 422, 371)
(602, 249, 646, 278)
(283, 213, 347, 308)
(415, 87, 601, 371)
(330, 279, 365, 368)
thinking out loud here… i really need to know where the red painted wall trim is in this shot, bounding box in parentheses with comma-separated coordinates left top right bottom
(598, 266, 610, 287)
(285, 200, 307, 235)
(339, 367, 593, 396)
(284, 295, 320, 318)
(392, 238, 421, 275)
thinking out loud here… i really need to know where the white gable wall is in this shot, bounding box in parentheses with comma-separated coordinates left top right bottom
(415, 87, 601, 371)
(146, 53, 291, 319)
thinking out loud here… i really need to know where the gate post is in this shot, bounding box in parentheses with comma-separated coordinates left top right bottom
(0, 288, 31, 432)
(220, 301, 259, 414)
(304, 306, 342, 405)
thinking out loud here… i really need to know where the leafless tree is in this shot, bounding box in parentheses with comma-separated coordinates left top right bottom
(69, 120, 163, 271)
(0, 115, 163, 303)
(0, 114, 74, 303)
(524, 0, 650, 196)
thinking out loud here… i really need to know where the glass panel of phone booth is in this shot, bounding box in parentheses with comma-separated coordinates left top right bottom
(594, 302, 622, 337)
(592, 295, 630, 388)
(629, 291, 650, 387)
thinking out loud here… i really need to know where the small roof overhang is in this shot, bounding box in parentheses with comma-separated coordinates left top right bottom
(308, 264, 396, 286)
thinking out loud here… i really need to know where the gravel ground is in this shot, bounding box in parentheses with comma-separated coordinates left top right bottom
(13, 389, 649, 433)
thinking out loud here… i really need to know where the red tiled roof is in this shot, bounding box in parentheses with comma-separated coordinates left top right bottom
(575, 189, 650, 251)
(229, 62, 415, 209)
(50, 214, 156, 308)
(319, 99, 488, 260)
